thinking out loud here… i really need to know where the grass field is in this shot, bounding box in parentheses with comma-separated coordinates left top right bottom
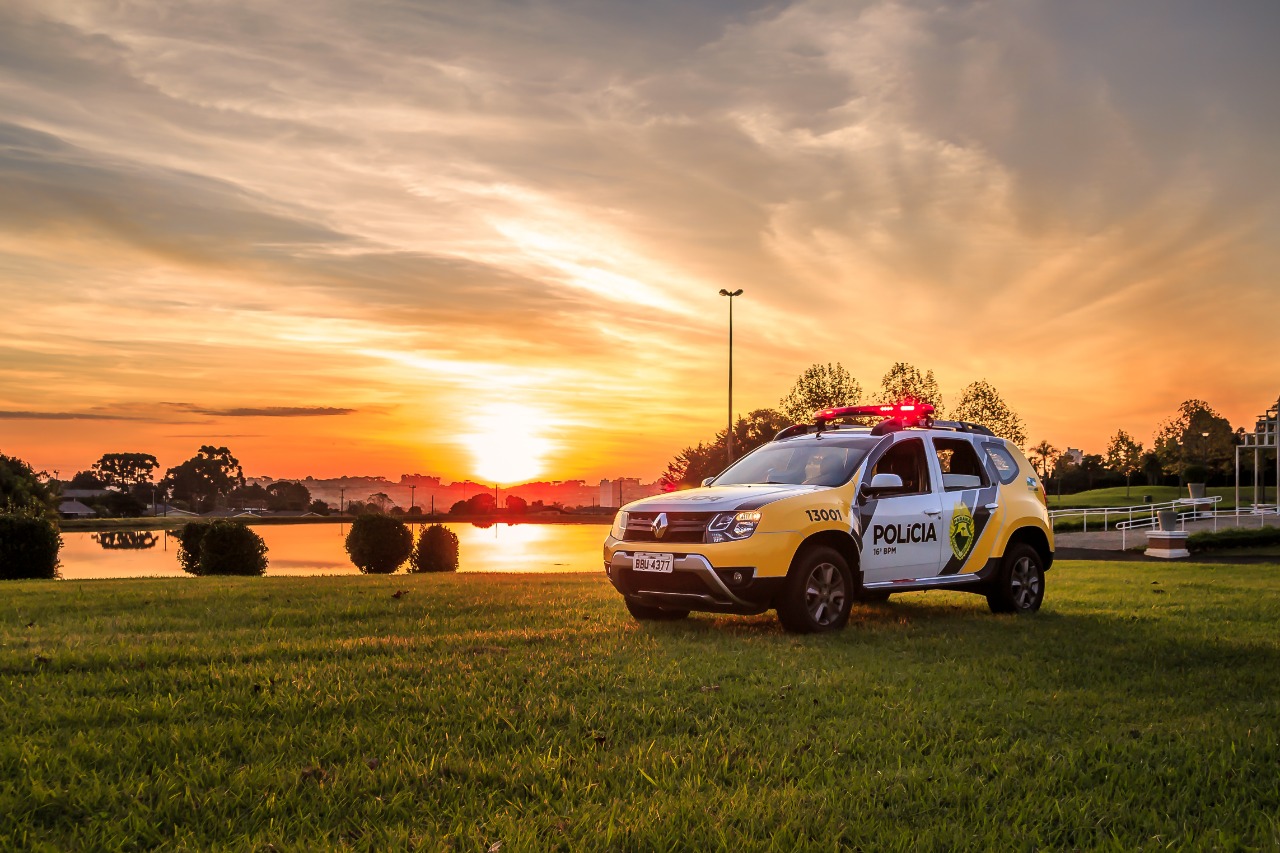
(1048, 485, 1265, 510)
(4, 564, 1279, 850)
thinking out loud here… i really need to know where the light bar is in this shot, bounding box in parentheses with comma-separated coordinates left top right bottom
(813, 403, 936, 424)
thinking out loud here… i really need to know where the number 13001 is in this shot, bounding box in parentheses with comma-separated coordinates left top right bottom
(805, 508, 842, 522)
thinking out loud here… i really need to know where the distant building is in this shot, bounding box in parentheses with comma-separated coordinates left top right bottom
(1063, 447, 1084, 465)
(58, 499, 96, 518)
(599, 478, 655, 508)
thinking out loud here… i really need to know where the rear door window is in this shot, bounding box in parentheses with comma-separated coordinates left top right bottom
(982, 442, 1021, 485)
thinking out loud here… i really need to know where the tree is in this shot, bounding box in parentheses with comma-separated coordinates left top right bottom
(308, 499, 331, 516)
(91, 453, 159, 490)
(228, 482, 269, 508)
(1028, 441, 1059, 480)
(0, 514, 61, 580)
(952, 380, 1026, 445)
(1079, 454, 1106, 490)
(1105, 429, 1145, 497)
(878, 363, 944, 416)
(0, 453, 57, 519)
(1152, 400, 1235, 482)
(194, 521, 268, 576)
(1141, 451, 1164, 486)
(777, 363, 862, 424)
(506, 495, 528, 514)
(410, 524, 460, 573)
(345, 514, 413, 574)
(162, 446, 245, 511)
(659, 409, 791, 490)
(366, 492, 393, 514)
(267, 481, 311, 511)
(68, 470, 106, 490)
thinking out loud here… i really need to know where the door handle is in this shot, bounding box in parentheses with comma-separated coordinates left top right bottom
(924, 510, 942, 517)
(985, 503, 999, 510)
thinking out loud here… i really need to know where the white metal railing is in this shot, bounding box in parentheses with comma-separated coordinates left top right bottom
(1049, 498, 1279, 550)
(1048, 497, 1222, 533)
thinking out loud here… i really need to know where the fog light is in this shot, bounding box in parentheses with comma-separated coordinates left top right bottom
(732, 571, 744, 584)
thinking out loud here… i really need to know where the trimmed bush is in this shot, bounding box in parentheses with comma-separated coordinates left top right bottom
(176, 521, 268, 576)
(0, 513, 61, 580)
(197, 521, 268, 576)
(410, 523, 459, 573)
(176, 523, 209, 574)
(345, 514, 413, 574)
(1188, 525, 1280, 553)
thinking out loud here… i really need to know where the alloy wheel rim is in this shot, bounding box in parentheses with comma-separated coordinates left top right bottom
(1009, 556, 1041, 610)
(805, 562, 846, 626)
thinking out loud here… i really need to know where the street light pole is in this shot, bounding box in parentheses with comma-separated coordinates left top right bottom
(719, 288, 743, 467)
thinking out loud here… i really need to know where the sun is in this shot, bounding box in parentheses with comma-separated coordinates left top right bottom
(461, 404, 556, 485)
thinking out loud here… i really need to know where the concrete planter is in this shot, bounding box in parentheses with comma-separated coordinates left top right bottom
(1157, 510, 1178, 531)
(1187, 483, 1207, 500)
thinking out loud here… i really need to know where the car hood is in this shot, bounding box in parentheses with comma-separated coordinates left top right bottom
(623, 484, 824, 514)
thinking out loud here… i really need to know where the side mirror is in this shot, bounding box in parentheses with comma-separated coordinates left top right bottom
(701, 477, 715, 488)
(859, 473, 903, 502)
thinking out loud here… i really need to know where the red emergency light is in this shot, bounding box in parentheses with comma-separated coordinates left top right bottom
(814, 402, 936, 426)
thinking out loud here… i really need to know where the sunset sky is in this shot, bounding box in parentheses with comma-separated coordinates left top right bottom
(2, 0, 1278, 484)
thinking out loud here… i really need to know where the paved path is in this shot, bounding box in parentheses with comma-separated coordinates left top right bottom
(1053, 512, 1280, 551)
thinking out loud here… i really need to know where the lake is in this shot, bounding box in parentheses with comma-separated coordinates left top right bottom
(57, 523, 608, 580)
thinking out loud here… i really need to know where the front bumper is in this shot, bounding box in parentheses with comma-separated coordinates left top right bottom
(603, 534, 794, 614)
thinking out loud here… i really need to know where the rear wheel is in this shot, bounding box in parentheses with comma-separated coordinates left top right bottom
(777, 546, 854, 634)
(624, 598, 689, 621)
(986, 543, 1045, 614)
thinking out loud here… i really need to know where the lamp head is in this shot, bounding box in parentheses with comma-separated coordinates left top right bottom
(719, 288, 744, 297)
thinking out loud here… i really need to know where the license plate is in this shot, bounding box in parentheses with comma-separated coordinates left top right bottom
(633, 552, 674, 573)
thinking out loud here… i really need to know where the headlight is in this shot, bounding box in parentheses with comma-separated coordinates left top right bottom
(610, 511, 629, 540)
(706, 510, 761, 543)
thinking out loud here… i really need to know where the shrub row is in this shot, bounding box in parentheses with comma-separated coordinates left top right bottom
(1187, 525, 1280, 553)
(345, 515, 459, 574)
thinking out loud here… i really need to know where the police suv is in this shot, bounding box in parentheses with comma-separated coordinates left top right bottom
(604, 404, 1053, 633)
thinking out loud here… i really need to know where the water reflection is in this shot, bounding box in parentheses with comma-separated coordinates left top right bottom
(92, 531, 160, 550)
(58, 522, 606, 580)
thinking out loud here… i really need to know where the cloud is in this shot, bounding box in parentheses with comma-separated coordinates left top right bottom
(180, 405, 356, 418)
(0, 0, 1277, 477)
(0, 403, 355, 422)
(0, 410, 135, 421)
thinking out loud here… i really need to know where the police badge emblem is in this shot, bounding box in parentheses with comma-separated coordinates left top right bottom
(949, 502, 976, 562)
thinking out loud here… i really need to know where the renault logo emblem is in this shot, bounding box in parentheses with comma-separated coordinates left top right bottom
(651, 512, 669, 539)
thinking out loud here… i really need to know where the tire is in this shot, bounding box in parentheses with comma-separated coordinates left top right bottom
(777, 546, 854, 634)
(986, 543, 1045, 614)
(624, 598, 689, 621)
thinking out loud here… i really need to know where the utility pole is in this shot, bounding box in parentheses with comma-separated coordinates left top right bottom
(410, 484, 416, 512)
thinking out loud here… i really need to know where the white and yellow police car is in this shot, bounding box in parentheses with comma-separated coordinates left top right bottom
(604, 403, 1053, 633)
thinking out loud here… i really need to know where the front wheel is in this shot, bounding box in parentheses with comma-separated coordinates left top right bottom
(777, 546, 854, 634)
(624, 598, 689, 621)
(987, 543, 1045, 614)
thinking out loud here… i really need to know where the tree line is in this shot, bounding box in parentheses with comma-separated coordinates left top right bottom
(1028, 399, 1268, 496)
(660, 362, 1026, 489)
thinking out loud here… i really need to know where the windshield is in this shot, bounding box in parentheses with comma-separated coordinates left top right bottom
(711, 437, 880, 487)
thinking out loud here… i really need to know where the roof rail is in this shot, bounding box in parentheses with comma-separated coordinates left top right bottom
(930, 420, 995, 436)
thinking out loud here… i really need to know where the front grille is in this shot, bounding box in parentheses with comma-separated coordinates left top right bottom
(620, 568, 712, 596)
(624, 511, 714, 543)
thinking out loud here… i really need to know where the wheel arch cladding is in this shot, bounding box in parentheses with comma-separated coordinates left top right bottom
(794, 530, 861, 576)
(1006, 526, 1053, 571)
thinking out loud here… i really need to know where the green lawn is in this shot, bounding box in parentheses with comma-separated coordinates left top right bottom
(1049, 485, 1264, 510)
(3, 565, 1279, 850)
